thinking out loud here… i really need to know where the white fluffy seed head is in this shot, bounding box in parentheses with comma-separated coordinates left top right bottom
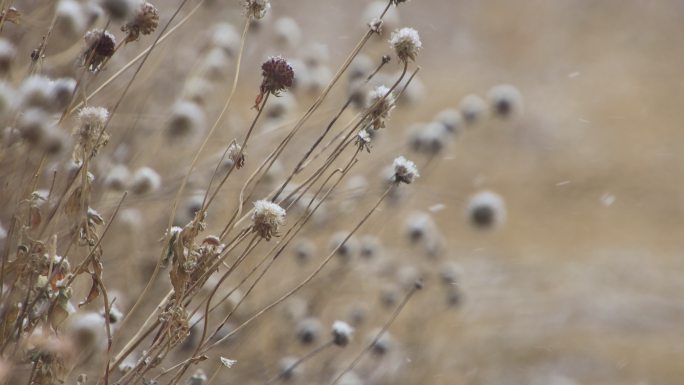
(435, 108, 464, 134)
(296, 317, 322, 345)
(0, 82, 14, 118)
(52, 78, 77, 110)
(274, 17, 301, 48)
(243, 0, 270, 20)
(56, 0, 88, 36)
(392, 156, 419, 184)
(0, 38, 15, 74)
(67, 312, 107, 352)
(78, 106, 109, 130)
(18, 75, 54, 110)
(279, 356, 301, 381)
(409, 122, 449, 156)
(187, 369, 208, 385)
(366, 85, 395, 130)
(167, 100, 206, 140)
(460, 94, 488, 125)
(252, 200, 286, 240)
(103, 164, 130, 191)
(389, 27, 422, 62)
(467, 190, 507, 229)
(331, 320, 353, 347)
(130, 167, 161, 195)
(210, 22, 240, 57)
(329, 231, 358, 262)
(98, 0, 139, 21)
(487, 84, 524, 118)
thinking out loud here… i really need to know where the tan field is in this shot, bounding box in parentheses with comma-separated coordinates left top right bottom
(1, 1, 683, 384)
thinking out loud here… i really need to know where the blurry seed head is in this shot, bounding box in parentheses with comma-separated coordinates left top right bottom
(296, 317, 322, 345)
(210, 23, 240, 56)
(435, 108, 464, 135)
(101, 304, 124, 324)
(103, 164, 130, 191)
(487, 84, 524, 118)
(18, 108, 50, 145)
(167, 100, 206, 140)
(459, 94, 487, 125)
(293, 238, 316, 265)
(389, 27, 422, 62)
(98, 0, 139, 21)
(329, 231, 358, 262)
(243, 0, 270, 20)
(302, 65, 332, 95)
(363, 2, 399, 36)
(252, 200, 286, 240)
(331, 320, 353, 347)
(18, 75, 54, 110)
(121, 1, 159, 42)
(380, 284, 399, 308)
(200, 47, 231, 80)
(0, 82, 14, 118)
(392, 156, 419, 184)
(77, 106, 109, 132)
(118, 352, 138, 373)
(397, 73, 425, 106)
(56, 0, 87, 36)
(404, 211, 434, 243)
(446, 286, 462, 308)
(396, 265, 421, 290)
(409, 122, 448, 156)
(130, 166, 161, 195)
(348, 303, 367, 326)
(349, 54, 374, 82)
(279, 356, 301, 381)
(182, 78, 213, 105)
(186, 369, 207, 385)
(67, 312, 107, 352)
(467, 190, 506, 229)
(348, 78, 368, 110)
(52, 78, 77, 110)
(264, 92, 296, 120)
(366, 85, 395, 130)
(274, 17, 302, 48)
(0, 38, 15, 75)
(359, 236, 382, 259)
(283, 296, 308, 322)
(368, 328, 394, 356)
(300, 42, 329, 69)
(440, 262, 463, 285)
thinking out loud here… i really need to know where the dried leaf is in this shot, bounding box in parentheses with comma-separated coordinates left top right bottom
(78, 274, 100, 307)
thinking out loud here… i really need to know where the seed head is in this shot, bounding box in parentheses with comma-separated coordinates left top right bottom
(243, 0, 270, 20)
(366, 85, 395, 130)
(460, 94, 487, 125)
(392, 156, 419, 184)
(274, 17, 302, 48)
(487, 84, 524, 118)
(435, 108, 464, 134)
(131, 167, 161, 195)
(56, 0, 88, 36)
(256, 56, 294, 108)
(252, 200, 286, 240)
(390, 27, 422, 62)
(104, 164, 130, 191)
(75, 106, 109, 155)
(0, 39, 15, 75)
(187, 369, 208, 385)
(467, 190, 507, 229)
(167, 100, 206, 140)
(98, 0, 138, 21)
(83, 29, 116, 71)
(296, 317, 322, 345)
(355, 129, 372, 152)
(279, 356, 301, 381)
(331, 321, 353, 347)
(121, 2, 159, 43)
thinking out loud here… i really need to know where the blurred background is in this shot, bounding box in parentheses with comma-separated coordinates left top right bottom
(3, 1, 684, 384)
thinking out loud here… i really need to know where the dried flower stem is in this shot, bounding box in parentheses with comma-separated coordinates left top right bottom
(202, 183, 395, 354)
(264, 340, 336, 385)
(328, 283, 421, 385)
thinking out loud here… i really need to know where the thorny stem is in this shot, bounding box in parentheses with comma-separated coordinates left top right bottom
(328, 282, 422, 385)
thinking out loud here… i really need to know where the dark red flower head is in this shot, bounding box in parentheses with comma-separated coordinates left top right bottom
(260, 56, 294, 96)
(254, 57, 294, 109)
